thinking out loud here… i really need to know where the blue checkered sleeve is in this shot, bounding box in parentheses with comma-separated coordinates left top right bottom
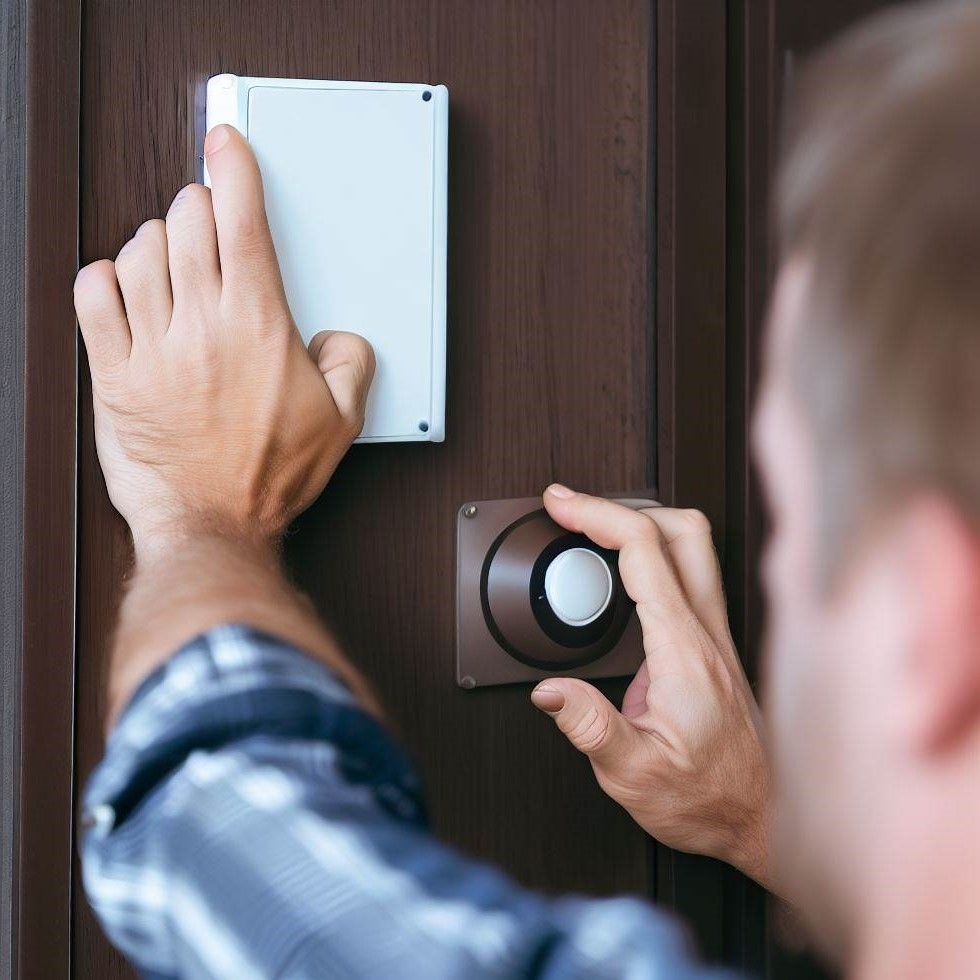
(81, 625, 735, 979)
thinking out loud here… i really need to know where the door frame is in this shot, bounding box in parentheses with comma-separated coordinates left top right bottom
(653, 1, 768, 971)
(0, 1, 27, 974)
(6, 0, 758, 974)
(2, 0, 80, 976)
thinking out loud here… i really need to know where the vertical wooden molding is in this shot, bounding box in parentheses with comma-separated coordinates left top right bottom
(0, 1, 27, 975)
(21, 0, 80, 974)
(657, 0, 728, 526)
(736, 0, 777, 690)
(655, 0, 732, 965)
(723, 0, 776, 974)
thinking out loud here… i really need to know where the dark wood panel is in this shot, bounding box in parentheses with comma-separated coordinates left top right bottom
(75, 1, 655, 975)
(16, 0, 81, 977)
(0, 0, 25, 973)
(653, 0, 733, 966)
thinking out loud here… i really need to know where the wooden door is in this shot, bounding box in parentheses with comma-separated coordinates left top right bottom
(74, 2, 666, 976)
(4, 1, 897, 977)
(9, 1, 729, 976)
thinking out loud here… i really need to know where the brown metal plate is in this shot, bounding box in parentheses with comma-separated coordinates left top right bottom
(456, 496, 655, 688)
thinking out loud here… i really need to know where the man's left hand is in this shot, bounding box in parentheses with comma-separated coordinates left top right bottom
(531, 486, 773, 890)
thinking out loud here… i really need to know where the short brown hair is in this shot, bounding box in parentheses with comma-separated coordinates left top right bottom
(777, 2, 980, 561)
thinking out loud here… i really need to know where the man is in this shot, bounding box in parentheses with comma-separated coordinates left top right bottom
(76, 3, 980, 977)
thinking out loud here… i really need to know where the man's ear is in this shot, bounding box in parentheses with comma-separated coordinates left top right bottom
(901, 496, 980, 753)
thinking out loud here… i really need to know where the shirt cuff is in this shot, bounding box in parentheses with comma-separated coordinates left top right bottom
(81, 624, 426, 837)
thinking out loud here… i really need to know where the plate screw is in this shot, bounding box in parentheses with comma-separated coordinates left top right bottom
(462, 504, 478, 519)
(418, 420, 429, 433)
(460, 675, 477, 689)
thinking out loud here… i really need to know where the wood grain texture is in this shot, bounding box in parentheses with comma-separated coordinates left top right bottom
(17, 0, 81, 977)
(653, 0, 734, 966)
(75, 1, 654, 975)
(0, 2, 26, 974)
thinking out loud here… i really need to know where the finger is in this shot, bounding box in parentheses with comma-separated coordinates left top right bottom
(74, 260, 131, 375)
(638, 507, 731, 648)
(543, 485, 689, 608)
(165, 183, 221, 311)
(531, 678, 646, 771)
(544, 485, 666, 551)
(542, 486, 709, 673)
(308, 330, 376, 428)
(113, 219, 173, 341)
(544, 486, 732, 652)
(203, 124, 285, 302)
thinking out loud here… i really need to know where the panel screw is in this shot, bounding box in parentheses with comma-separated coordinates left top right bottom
(460, 675, 477, 689)
(422, 90, 432, 102)
(418, 420, 429, 433)
(462, 504, 478, 519)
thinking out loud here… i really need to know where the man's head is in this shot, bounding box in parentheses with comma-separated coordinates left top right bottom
(754, 1, 980, 959)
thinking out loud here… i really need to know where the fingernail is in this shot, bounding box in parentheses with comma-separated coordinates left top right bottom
(546, 483, 575, 499)
(531, 685, 565, 713)
(204, 125, 231, 155)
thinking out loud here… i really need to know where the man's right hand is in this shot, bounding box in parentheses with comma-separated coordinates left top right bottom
(74, 124, 374, 557)
(75, 124, 379, 728)
(531, 485, 773, 890)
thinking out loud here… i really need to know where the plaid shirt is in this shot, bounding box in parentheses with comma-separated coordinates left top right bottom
(81, 625, 735, 979)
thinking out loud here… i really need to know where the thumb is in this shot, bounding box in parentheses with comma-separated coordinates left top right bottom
(531, 678, 640, 769)
(308, 330, 376, 425)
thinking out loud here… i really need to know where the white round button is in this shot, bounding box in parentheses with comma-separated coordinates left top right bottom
(543, 547, 614, 627)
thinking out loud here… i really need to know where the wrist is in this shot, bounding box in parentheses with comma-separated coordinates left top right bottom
(131, 511, 281, 567)
(720, 777, 775, 893)
(108, 532, 281, 728)
(727, 810, 771, 888)
(109, 521, 382, 735)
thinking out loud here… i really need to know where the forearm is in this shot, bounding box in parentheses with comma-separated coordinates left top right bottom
(83, 630, 715, 979)
(108, 529, 377, 732)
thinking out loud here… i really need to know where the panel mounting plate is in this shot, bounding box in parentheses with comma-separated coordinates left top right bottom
(456, 496, 652, 688)
(205, 74, 448, 443)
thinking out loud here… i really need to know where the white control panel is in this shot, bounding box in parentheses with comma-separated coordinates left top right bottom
(205, 74, 449, 443)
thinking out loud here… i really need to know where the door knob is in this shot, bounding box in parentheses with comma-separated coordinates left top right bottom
(456, 496, 654, 688)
